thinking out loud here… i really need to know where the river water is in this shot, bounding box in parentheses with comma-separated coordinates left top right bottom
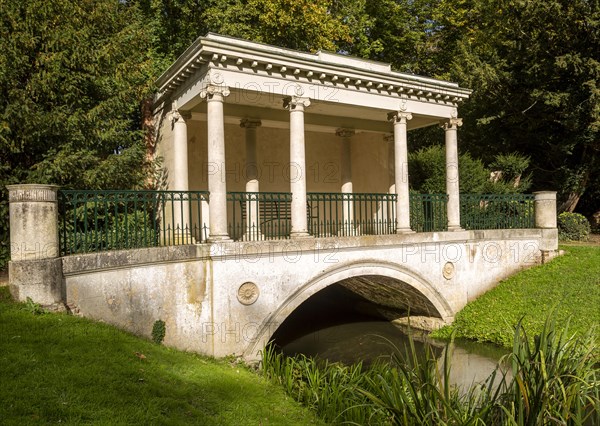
(272, 284, 510, 390)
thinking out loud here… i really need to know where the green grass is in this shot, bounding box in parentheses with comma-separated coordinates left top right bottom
(0, 287, 321, 425)
(432, 245, 600, 349)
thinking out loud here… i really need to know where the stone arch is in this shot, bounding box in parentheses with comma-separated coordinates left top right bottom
(243, 259, 454, 359)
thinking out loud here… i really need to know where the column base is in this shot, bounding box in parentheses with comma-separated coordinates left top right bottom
(9, 258, 63, 306)
(208, 235, 232, 243)
(396, 227, 415, 234)
(447, 225, 464, 232)
(290, 232, 313, 239)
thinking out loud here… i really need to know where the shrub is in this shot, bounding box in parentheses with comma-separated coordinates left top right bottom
(151, 320, 166, 344)
(558, 212, 591, 241)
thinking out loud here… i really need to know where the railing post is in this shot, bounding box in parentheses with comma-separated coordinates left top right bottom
(7, 184, 63, 307)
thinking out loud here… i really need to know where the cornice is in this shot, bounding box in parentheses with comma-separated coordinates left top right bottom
(155, 33, 472, 107)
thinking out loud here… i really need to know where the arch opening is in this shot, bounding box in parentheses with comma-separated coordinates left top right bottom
(265, 274, 444, 364)
(245, 263, 454, 360)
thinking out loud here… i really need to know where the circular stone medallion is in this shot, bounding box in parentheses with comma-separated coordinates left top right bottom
(442, 262, 455, 280)
(237, 282, 259, 305)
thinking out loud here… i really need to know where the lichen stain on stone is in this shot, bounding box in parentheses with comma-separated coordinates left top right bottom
(187, 267, 206, 308)
(470, 244, 478, 260)
(106, 294, 121, 312)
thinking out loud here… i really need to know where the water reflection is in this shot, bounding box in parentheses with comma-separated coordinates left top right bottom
(278, 318, 509, 389)
(272, 283, 510, 389)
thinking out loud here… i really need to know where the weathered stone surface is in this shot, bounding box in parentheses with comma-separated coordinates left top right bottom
(58, 228, 558, 361)
(7, 184, 59, 261)
(9, 258, 63, 306)
(534, 191, 557, 229)
(61, 244, 199, 274)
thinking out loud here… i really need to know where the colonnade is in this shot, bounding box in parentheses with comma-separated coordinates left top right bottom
(170, 85, 463, 241)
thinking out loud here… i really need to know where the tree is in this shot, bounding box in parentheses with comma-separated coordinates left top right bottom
(449, 0, 600, 212)
(202, 0, 351, 52)
(408, 144, 528, 194)
(0, 0, 160, 267)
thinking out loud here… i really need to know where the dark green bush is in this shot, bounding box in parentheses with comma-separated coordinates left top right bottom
(151, 320, 166, 344)
(558, 212, 591, 241)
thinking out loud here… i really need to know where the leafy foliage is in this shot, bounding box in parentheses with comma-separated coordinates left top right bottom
(450, 0, 600, 212)
(203, 0, 351, 52)
(263, 318, 600, 425)
(558, 212, 592, 241)
(151, 319, 166, 344)
(0, 0, 161, 267)
(408, 144, 528, 194)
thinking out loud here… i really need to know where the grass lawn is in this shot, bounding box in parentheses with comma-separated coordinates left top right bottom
(0, 287, 321, 425)
(432, 245, 600, 349)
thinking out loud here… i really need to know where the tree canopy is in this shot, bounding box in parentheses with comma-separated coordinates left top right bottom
(1, 0, 598, 267)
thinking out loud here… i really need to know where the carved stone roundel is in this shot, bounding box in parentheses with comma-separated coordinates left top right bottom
(210, 71, 224, 84)
(293, 84, 304, 96)
(237, 282, 259, 305)
(442, 262, 455, 280)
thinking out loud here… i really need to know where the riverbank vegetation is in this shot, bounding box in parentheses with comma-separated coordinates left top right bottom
(262, 318, 600, 425)
(0, 287, 320, 425)
(431, 245, 600, 349)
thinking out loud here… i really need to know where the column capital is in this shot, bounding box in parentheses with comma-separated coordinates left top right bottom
(440, 117, 463, 130)
(335, 128, 355, 138)
(388, 111, 413, 123)
(240, 118, 262, 129)
(200, 84, 230, 101)
(169, 109, 191, 124)
(7, 184, 59, 203)
(283, 96, 311, 111)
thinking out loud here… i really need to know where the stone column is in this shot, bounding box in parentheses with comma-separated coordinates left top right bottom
(442, 118, 463, 231)
(384, 134, 396, 231)
(201, 84, 231, 241)
(241, 118, 262, 240)
(284, 96, 312, 238)
(170, 109, 192, 242)
(534, 191, 558, 254)
(534, 191, 557, 228)
(7, 184, 63, 307)
(337, 128, 354, 235)
(388, 111, 413, 233)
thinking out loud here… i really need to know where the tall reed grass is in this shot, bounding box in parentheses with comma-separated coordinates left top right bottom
(261, 317, 599, 425)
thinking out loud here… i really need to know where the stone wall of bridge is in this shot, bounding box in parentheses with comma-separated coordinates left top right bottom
(60, 228, 557, 360)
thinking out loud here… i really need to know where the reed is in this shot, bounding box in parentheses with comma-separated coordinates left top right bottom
(261, 318, 599, 425)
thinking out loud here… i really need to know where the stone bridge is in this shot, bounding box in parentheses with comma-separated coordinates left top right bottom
(8, 185, 558, 360)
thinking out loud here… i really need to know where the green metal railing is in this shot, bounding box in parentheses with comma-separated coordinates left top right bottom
(410, 193, 448, 232)
(57, 189, 538, 255)
(227, 192, 293, 241)
(306, 192, 397, 237)
(460, 193, 535, 230)
(58, 190, 209, 255)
